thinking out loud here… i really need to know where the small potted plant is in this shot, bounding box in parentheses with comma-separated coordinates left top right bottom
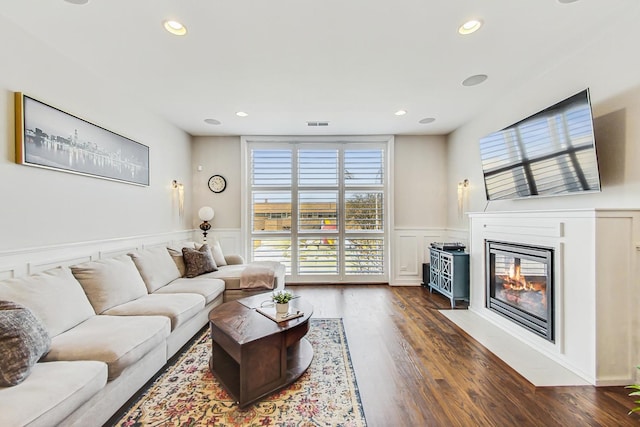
(272, 290, 294, 315)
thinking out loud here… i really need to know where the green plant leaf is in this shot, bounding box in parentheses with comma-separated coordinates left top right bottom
(627, 366, 640, 416)
(271, 290, 294, 303)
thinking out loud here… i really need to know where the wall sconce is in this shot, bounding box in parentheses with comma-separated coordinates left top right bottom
(198, 206, 215, 242)
(457, 179, 470, 218)
(172, 180, 184, 218)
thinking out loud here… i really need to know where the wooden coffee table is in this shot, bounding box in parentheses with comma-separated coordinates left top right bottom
(208, 293, 313, 407)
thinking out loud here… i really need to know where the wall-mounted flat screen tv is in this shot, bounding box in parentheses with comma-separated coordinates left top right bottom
(479, 89, 601, 201)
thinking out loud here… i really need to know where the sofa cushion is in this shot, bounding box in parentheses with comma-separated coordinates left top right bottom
(200, 264, 246, 290)
(71, 255, 149, 314)
(224, 254, 245, 265)
(0, 267, 95, 337)
(129, 246, 181, 293)
(43, 315, 170, 380)
(0, 360, 107, 427)
(0, 301, 51, 386)
(154, 277, 225, 304)
(103, 293, 205, 330)
(183, 245, 217, 278)
(167, 241, 197, 277)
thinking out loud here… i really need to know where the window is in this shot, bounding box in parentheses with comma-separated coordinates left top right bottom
(243, 137, 391, 283)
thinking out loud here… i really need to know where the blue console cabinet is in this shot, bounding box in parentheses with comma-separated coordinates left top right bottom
(428, 248, 469, 308)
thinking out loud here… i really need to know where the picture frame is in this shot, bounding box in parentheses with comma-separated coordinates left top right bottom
(14, 92, 150, 186)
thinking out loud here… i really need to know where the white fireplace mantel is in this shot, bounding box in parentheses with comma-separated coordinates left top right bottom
(466, 209, 640, 386)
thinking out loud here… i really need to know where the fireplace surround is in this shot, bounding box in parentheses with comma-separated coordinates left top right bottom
(468, 209, 640, 386)
(485, 240, 554, 341)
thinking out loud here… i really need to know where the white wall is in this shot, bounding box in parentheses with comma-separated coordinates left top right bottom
(0, 14, 192, 252)
(393, 135, 447, 228)
(447, 8, 640, 226)
(191, 136, 242, 231)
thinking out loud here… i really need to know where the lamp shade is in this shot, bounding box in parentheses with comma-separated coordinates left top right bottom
(198, 206, 214, 221)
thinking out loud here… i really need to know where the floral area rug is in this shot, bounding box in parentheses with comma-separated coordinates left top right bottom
(111, 318, 366, 427)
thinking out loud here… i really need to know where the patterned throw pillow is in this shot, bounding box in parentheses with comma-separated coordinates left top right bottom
(167, 242, 197, 277)
(0, 300, 51, 386)
(182, 244, 218, 278)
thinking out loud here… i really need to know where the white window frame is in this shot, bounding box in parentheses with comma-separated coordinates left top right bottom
(241, 135, 394, 284)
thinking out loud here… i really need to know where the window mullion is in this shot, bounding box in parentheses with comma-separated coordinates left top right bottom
(338, 145, 346, 280)
(291, 145, 299, 277)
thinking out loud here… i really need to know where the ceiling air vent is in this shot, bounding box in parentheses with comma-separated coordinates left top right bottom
(306, 121, 329, 127)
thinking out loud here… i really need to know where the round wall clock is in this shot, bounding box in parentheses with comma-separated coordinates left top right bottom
(208, 174, 227, 193)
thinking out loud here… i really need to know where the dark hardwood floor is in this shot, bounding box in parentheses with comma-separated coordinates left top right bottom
(288, 284, 637, 427)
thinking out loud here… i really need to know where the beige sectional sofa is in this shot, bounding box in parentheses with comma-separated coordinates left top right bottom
(0, 242, 285, 427)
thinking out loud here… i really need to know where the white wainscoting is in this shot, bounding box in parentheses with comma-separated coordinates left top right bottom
(202, 227, 466, 286)
(390, 228, 467, 286)
(207, 228, 244, 259)
(0, 230, 196, 280)
(446, 227, 471, 247)
(0, 227, 475, 289)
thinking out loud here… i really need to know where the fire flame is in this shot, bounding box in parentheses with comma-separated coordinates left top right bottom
(501, 264, 544, 292)
(497, 262, 548, 312)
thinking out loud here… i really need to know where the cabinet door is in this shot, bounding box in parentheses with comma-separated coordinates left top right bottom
(439, 252, 453, 295)
(429, 250, 439, 286)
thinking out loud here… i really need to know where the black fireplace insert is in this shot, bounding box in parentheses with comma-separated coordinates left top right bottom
(485, 240, 554, 341)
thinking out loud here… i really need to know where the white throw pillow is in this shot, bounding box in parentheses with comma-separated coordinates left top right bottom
(200, 240, 227, 267)
(129, 246, 181, 293)
(71, 255, 148, 314)
(0, 267, 95, 337)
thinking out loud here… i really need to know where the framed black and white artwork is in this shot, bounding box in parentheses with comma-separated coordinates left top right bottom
(15, 92, 150, 186)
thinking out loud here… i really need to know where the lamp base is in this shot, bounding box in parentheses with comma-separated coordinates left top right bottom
(199, 221, 212, 242)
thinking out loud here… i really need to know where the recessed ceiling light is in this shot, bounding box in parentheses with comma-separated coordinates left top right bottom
(395, 110, 407, 116)
(204, 118, 221, 125)
(462, 74, 488, 87)
(419, 118, 436, 124)
(64, 0, 89, 4)
(458, 19, 483, 35)
(557, 0, 580, 3)
(163, 20, 187, 36)
(236, 111, 248, 117)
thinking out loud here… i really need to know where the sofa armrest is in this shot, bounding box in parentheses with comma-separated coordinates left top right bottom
(224, 254, 245, 265)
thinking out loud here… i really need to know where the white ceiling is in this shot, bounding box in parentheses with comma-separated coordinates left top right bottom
(2, 0, 639, 137)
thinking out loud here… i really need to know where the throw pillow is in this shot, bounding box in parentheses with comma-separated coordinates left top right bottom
(129, 246, 181, 293)
(182, 244, 218, 278)
(71, 255, 149, 314)
(167, 242, 197, 277)
(209, 240, 228, 267)
(0, 267, 95, 338)
(0, 300, 51, 386)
